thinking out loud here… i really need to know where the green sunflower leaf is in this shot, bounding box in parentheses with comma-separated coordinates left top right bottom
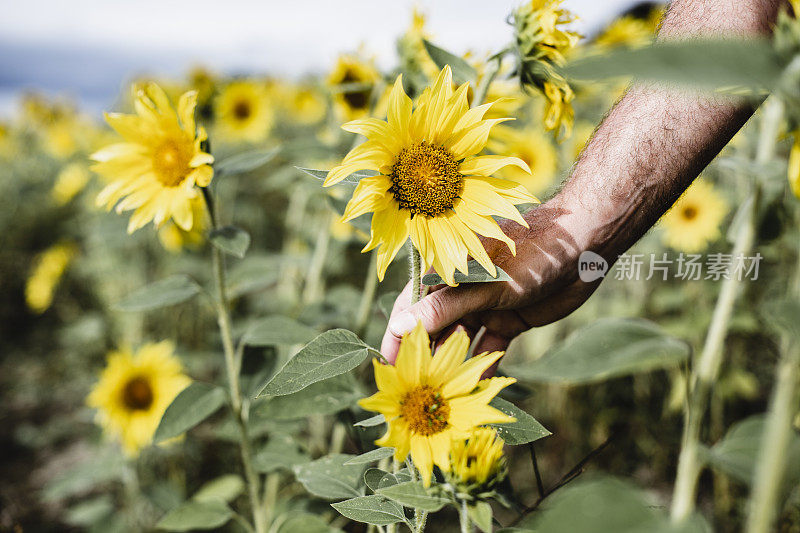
(376, 481, 449, 512)
(355, 414, 386, 428)
(331, 495, 407, 526)
(293, 454, 365, 500)
(422, 259, 511, 286)
(257, 329, 371, 396)
(251, 374, 362, 421)
(253, 435, 309, 473)
(154, 382, 227, 443)
(423, 40, 478, 84)
(156, 500, 232, 531)
(209, 225, 250, 259)
(243, 315, 318, 346)
(297, 166, 377, 185)
(192, 475, 244, 504)
(503, 318, 690, 384)
(489, 398, 551, 445)
(468, 501, 494, 533)
(115, 275, 202, 312)
(214, 147, 279, 178)
(563, 38, 782, 92)
(344, 447, 396, 465)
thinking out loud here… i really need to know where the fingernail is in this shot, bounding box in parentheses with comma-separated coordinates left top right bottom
(389, 312, 418, 337)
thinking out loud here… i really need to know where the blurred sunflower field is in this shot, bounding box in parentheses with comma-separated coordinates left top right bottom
(4, 1, 800, 532)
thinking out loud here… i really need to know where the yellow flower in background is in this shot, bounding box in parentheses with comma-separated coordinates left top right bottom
(594, 15, 654, 50)
(52, 162, 91, 205)
(661, 179, 728, 252)
(25, 242, 77, 313)
(397, 7, 439, 79)
(91, 83, 214, 233)
(327, 55, 381, 121)
(325, 66, 537, 285)
(284, 83, 327, 124)
(449, 427, 508, 489)
(87, 341, 190, 456)
(542, 80, 574, 140)
(157, 196, 209, 252)
(514, 0, 581, 65)
(487, 125, 558, 195)
(359, 322, 515, 486)
(215, 80, 274, 143)
(788, 133, 800, 199)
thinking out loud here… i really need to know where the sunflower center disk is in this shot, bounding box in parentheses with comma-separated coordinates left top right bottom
(682, 205, 698, 220)
(400, 385, 450, 436)
(122, 376, 154, 411)
(389, 142, 463, 217)
(341, 70, 371, 110)
(233, 99, 252, 120)
(153, 141, 190, 187)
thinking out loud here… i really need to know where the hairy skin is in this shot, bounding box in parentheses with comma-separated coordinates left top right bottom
(381, 0, 783, 363)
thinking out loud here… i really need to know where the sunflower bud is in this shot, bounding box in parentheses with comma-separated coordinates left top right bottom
(447, 428, 508, 500)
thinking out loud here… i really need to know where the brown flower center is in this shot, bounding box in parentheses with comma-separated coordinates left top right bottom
(153, 141, 190, 187)
(400, 385, 450, 436)
(233, 99, 252, 120)
(122, 376, 154, 411)
(389, 142, 463, 217)
(682, 205, 698, 220)
(341, 70, 371, 110)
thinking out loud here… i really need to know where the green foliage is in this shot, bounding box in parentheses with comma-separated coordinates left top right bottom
(116, 275, 202, 312)
(331, 495, 407, 526)
(505, 318, 690, 384)
(154, 382, 227, 442)
(214, 148, 279, 178)
(344, 447, 396, 465)
(423, 40, 478, 84)
(253, 435, 309, 473)
(422, 259, 511, 285)
(242, 315, 318, 346)
(257, 329, 371, 396)
(376, 481, 449, 512)
(293, 454, 366, 500)
(251, 374, 362, 420)
(297, 166, 377, 184)
(564, 38, 782, 91)
(209, 226, 251, 258)
(191, 475, 244, 503)
(489, 397, 551, 445)
(468, 501, 493, 533)
(156, 500, 232, 531)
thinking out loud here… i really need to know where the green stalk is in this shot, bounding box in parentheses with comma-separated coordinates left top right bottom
(355, 251, 379, 338)
(473, 58, 501, 109)
(745, 231, 800, 532)
(670, 97, 780, 522)
(409, 242, 422, 305)
(458, 499, 473, 533)
(204, 191, 267, 533)
(302, 210, 333, 305)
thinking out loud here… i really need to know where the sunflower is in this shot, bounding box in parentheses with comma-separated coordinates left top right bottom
(52, 162, 91, 205)
(514, 0, 581, 65)
(215, 80, 274, 143)
(25, 242, 77, 313)
(359, 322, 516, 487)
(487, 125, 558, 195)
(593, 15, 654, 51)
(87, 341, 190, 456)
(789, 133, 800, 199)
(397, 8, 440, 80)
(327, 55, 381, 121)
(325, 66, 537, 285)
(448, 427, 508, 491)
(91, 83, 213, 233)
(157, 196, 209, 252)
(661, 179, 728, 252)
(284, 83, 327, 124)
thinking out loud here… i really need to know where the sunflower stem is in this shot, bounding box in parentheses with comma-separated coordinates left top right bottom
(473, 57, 501, 109)
(204, 193, 267, 533)
(670, 97, 779, 523)
(355, 251, 379, 338)
(409, 242, 422, 305)
(458, 499, 473, 533)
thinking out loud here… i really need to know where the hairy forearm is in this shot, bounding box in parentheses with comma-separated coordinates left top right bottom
(554, 0, 782, 259)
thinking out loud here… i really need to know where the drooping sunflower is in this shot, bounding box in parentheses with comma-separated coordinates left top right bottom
(25, 242, 77, 313)
(661, 179, 728, 252)
(448, 427, 508, 492)
(91, 83, 214, 233)
(487, 125, 558, 195)
(87, 341, 190, 456)
(593, 15, 654, 51)
(359, 322, 516, 486)
(215, 80, 274, 143)
(325, 66, 537, 285)
(327, 55, 381, 121)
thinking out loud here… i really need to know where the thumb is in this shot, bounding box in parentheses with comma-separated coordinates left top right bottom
(386, 284, 490, 347)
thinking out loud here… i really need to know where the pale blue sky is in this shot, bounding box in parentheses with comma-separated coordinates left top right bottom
(0, 0, 638, 116)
